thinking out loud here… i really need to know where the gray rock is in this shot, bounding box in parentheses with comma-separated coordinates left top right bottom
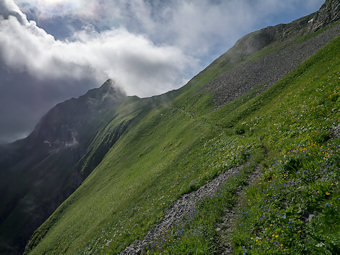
(331, 124, 340, 138)
(205, 5, 340, 107)
(309, 0, 340, 32)
(308, 214, 315, 223)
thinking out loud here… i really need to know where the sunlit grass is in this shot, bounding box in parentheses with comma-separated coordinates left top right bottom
(138, 36, 340, 254)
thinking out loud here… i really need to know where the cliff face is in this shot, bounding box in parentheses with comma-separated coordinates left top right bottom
(310, 0, 340, 31)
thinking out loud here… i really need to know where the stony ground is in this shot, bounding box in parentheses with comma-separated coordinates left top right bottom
(216, 166, 262, 254)
(120, 165, 246, 254)
(206, 23, 340, 106)
(119, 163, 264, 255)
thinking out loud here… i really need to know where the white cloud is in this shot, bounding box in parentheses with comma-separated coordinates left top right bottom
(14, 0, 324, 56)
(0, 0, 325, 142)
(0, 0, 194, 97)
(1, 0, 325, 96)
(15, 0, 97, 19)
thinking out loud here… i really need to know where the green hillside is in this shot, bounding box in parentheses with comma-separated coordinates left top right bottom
(25, 26, 340, 255)
(12, 1, 339, 254)
(147, 34, 340, 255)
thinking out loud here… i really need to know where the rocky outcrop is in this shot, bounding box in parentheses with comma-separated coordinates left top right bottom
(331, 124, 340, 138)
(309, 0, 340, 31)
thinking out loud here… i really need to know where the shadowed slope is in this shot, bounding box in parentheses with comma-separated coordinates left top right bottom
(0, 80, 126, 254)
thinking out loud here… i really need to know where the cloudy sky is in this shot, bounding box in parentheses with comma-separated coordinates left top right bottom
(0, 0, 324, 143)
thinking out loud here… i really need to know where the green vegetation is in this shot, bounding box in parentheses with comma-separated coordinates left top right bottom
(144, 163, 260, 254)
(137, 35, 340, 254)
(231, 37, 340, 254)
(26, 28, 339, 255)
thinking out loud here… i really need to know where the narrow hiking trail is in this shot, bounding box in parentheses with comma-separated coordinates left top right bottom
(120, 165, 243, 254)
(216, 166, 262, 254)
(120, 163, 261, 254)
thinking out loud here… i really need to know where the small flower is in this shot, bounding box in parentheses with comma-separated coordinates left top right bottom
(275, 235, 279, 238)
(298, 230, 302, 233)
(270, 224, 273, 227)
(265, 228, 268, 231)
(280, 244, 284, 247)
(326, 192, 330, 196)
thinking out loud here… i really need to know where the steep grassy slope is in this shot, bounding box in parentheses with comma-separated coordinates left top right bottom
(26, 31, 339, 255)
(145, 34, 340, 255)
(0, 5, 337, 254)
(7, 1, 336, 254)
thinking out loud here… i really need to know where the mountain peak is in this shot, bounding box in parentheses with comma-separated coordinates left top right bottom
(26, 79, 126, 151)
(99, 79, 115, 90)
(82, 79, 126, 102)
